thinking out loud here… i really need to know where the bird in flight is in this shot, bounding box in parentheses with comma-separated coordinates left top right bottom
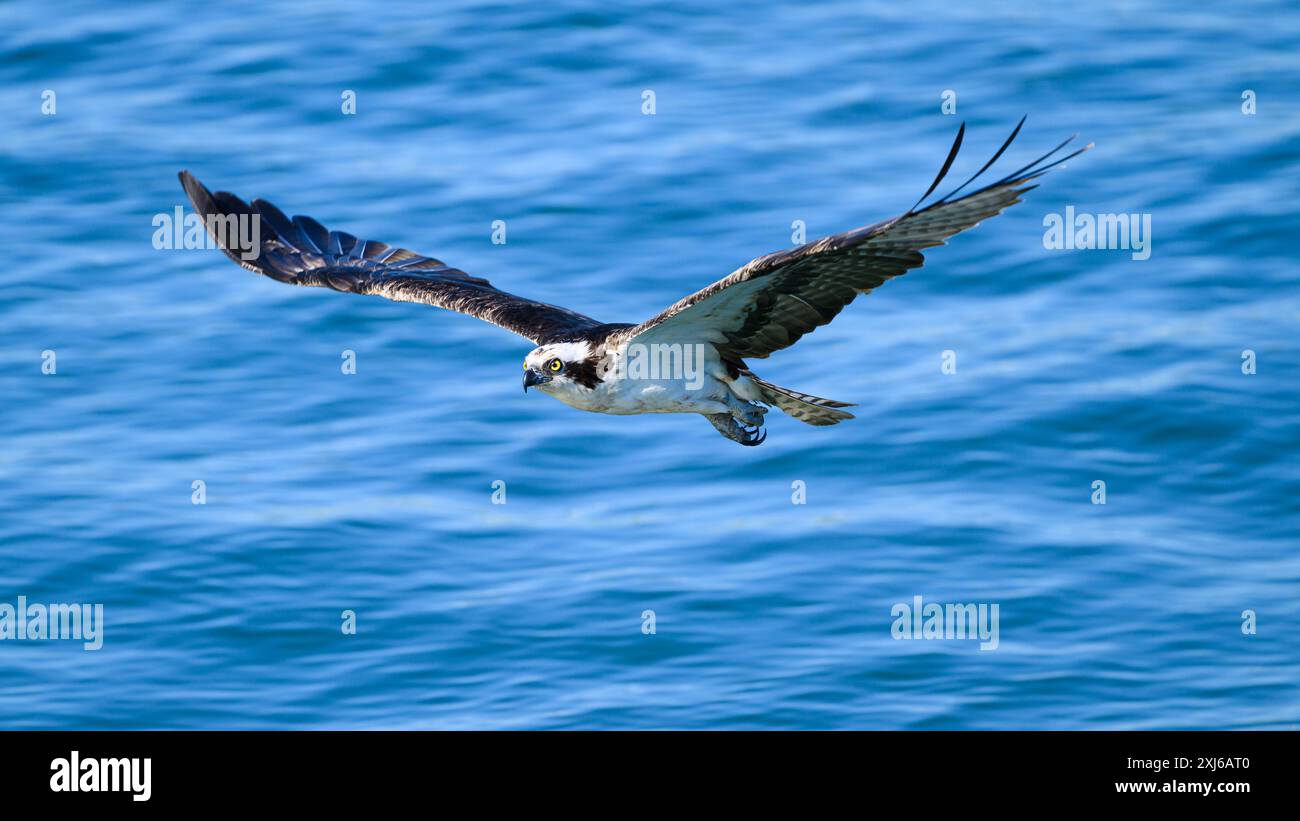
(180, 119, 1088, 446)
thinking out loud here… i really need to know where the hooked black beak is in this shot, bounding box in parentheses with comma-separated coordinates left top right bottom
(523, 368, 552, 392)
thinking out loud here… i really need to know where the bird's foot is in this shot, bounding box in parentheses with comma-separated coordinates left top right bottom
(705, 413, 767, 446)
(736, 402, 767, 428)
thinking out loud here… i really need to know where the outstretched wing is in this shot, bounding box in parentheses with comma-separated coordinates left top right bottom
(178, 172, 602, 344)
(623, 119, 1091, 359)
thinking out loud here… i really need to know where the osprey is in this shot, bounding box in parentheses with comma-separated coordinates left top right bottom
(180, 120, 1088, 446)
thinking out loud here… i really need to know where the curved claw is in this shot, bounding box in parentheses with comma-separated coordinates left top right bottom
(739, 426, 767, 447)
(705, 413, 768, 446)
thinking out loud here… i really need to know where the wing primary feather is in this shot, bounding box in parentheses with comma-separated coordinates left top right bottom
(934, 115, 1026, 205)
(292, 215, 330, 254)
(991, 133, 1078, 186)
(908, 122, 965, 213)
(916, 138, 1092, 215)
(1008, 142, 1094, 183)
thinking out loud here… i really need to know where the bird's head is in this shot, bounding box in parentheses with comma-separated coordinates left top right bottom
(522, 341, 598, 396)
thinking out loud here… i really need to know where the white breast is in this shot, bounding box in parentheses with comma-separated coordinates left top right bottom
(542, 340, 734, 416)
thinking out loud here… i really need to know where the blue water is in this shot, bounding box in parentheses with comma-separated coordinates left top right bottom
(2, 0, 1297, 729)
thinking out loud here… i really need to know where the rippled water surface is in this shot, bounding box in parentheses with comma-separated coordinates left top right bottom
(2, 0, 1298, 728)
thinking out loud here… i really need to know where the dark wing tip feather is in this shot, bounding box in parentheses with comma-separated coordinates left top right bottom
(992, 141, 1093, 192)
(908, 121, 965, 212)
(991, 133, 1087, 186)
(178, 170, 211, 212)
(913, 126, 1092, 217)
(932, 114, 1027, 206)
(178, 170, 268, 271)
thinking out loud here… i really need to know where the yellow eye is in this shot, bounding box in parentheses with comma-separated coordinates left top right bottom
(547, 358, 563, 372)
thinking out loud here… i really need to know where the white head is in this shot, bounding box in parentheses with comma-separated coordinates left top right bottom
(522, 341, 599, 400)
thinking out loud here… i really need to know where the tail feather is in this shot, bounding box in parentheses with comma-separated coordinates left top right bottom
(748, 374, 856, 426)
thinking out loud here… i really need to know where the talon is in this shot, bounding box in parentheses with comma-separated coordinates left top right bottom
(705, 413, 769, 446)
